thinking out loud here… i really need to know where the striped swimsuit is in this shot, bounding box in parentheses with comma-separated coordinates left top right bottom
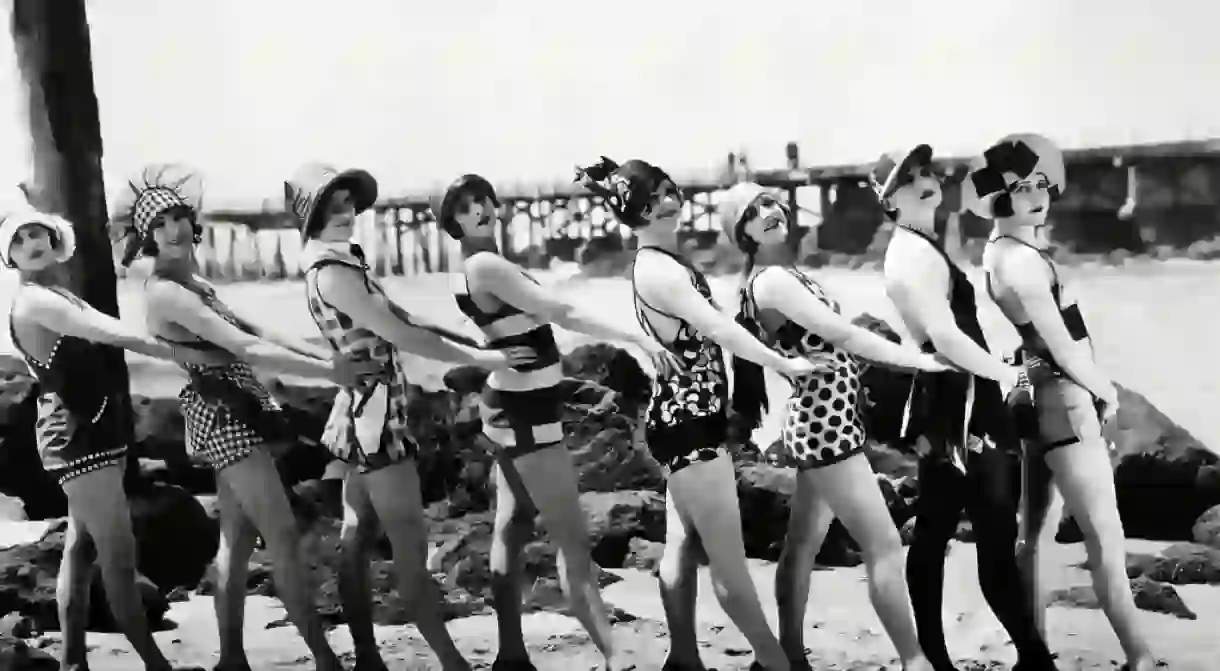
(10, 286, 128, 485)
(455, 252, 566, 459)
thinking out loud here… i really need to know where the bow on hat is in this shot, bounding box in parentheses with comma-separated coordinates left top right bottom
(963, 133, 1066, 219)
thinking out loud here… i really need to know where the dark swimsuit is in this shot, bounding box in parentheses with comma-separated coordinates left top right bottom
(897, 225, 1012, 456)
(632, 247, 730, 473)
(985, 235, 1098, 452)
(984, 235, 1092, 369)
(10, 286, 128, 486)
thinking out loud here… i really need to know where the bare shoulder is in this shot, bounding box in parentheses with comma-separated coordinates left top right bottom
(994, 243, 1050, 291)
(632, 248, 686, 289)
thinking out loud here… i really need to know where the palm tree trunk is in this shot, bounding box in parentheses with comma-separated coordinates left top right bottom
(10, 0, 137, 474)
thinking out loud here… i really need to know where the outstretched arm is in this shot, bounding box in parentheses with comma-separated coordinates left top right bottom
(999, 250, 1115, 403)
(223, 298, 331, 359)
(887, 246, 1018, 387)
(754, 269, 945, 373)
(315, 265, 511, 369)
(472, 253, 653, 349)
(634, 254, 796, 372)
(146, 280, 333, 379)
(22, 286, 192, 362)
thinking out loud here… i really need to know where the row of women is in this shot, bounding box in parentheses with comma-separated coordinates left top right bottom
(0, 132, 1153, 671)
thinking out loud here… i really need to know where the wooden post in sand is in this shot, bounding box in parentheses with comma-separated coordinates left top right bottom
(10, 0, 136, 454)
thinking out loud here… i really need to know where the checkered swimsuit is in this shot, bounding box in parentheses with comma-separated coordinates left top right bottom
(159, 278, 286, 471)
(304, 244, 415, 470)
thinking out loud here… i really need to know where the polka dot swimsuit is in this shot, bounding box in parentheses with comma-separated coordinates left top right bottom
(740, 267, 867, 469)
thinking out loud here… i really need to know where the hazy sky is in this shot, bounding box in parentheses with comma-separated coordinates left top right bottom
(0, 0, 1217, 210)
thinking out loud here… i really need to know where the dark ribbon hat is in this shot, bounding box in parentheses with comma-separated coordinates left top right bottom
(963, 133, 1066, 219)
(284, 164, 378, 240)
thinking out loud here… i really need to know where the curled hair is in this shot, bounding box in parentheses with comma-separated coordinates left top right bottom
(729, 255, 770, 433)
(574, 156, 678, 229)
(438, 174, 500, 240)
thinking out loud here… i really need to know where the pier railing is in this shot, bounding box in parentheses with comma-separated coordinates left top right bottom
(111, 139, 1220, 281)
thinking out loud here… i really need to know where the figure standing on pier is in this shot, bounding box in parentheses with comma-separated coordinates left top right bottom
(113, 164, 361, 671)
(873, 145, 1059, 671)
(974, 134, 1156, 671)
(720, 181, 946, 671)
(287, 163, 535, 671)
(4, 205, 219, 671)
(577, 157, 835, 671)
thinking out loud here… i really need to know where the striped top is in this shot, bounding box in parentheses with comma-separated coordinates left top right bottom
(453, 252, 563, 393)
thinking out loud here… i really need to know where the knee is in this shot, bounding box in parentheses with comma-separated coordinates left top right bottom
(658, 540, 697, 586)
(494, 508, 534, 543)
(862, 530, 905, 570)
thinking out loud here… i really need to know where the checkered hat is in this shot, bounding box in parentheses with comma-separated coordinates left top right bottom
(284, 164, 378, 240)
(0, 208, 77, 269)
(112, 164, 204, 237)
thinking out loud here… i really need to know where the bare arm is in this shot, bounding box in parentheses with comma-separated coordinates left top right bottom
(473, 253, 652, 348)
(887, 247, 1018, 387)
(223, 300, 331, 360)
(1000, 250, 1115, 401)
(147, 280, 332, 379)
(315, 266, 508, 368)
(635, 254, 795, 371)
(755, 269, 943, 372)
(22, 286, 184, 361)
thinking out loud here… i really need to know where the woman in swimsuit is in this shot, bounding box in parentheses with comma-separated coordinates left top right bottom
(112, 165, 359, 671)
(4, 206, 216, 671)
(973, 134, 1155, 671)
(874, 145, 1057, 671)
(437, 173, 667, 671)
(721, 182, 946, 671)
(287, 164, 537, 671)
(576, 158, 834, 671)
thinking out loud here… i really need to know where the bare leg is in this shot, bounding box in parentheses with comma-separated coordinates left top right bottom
(806, 456, 930, 670)
(658, 486, 708, 671)
(667, 455, 789, 671)
(335, 469, 386, 670)
(1017, 449, 1061, 641)
(213, 474, 260, 670)
(62, 464, 174, 671)
(1046, 442, 1154, 670)
(364, 460, 470, 671)
(217, 450, 342, 671)
(488, 458, 537, 668)
(774, 473, 834, 666)
(57, 507, 96, 671)
(511, 445, 629, 670)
